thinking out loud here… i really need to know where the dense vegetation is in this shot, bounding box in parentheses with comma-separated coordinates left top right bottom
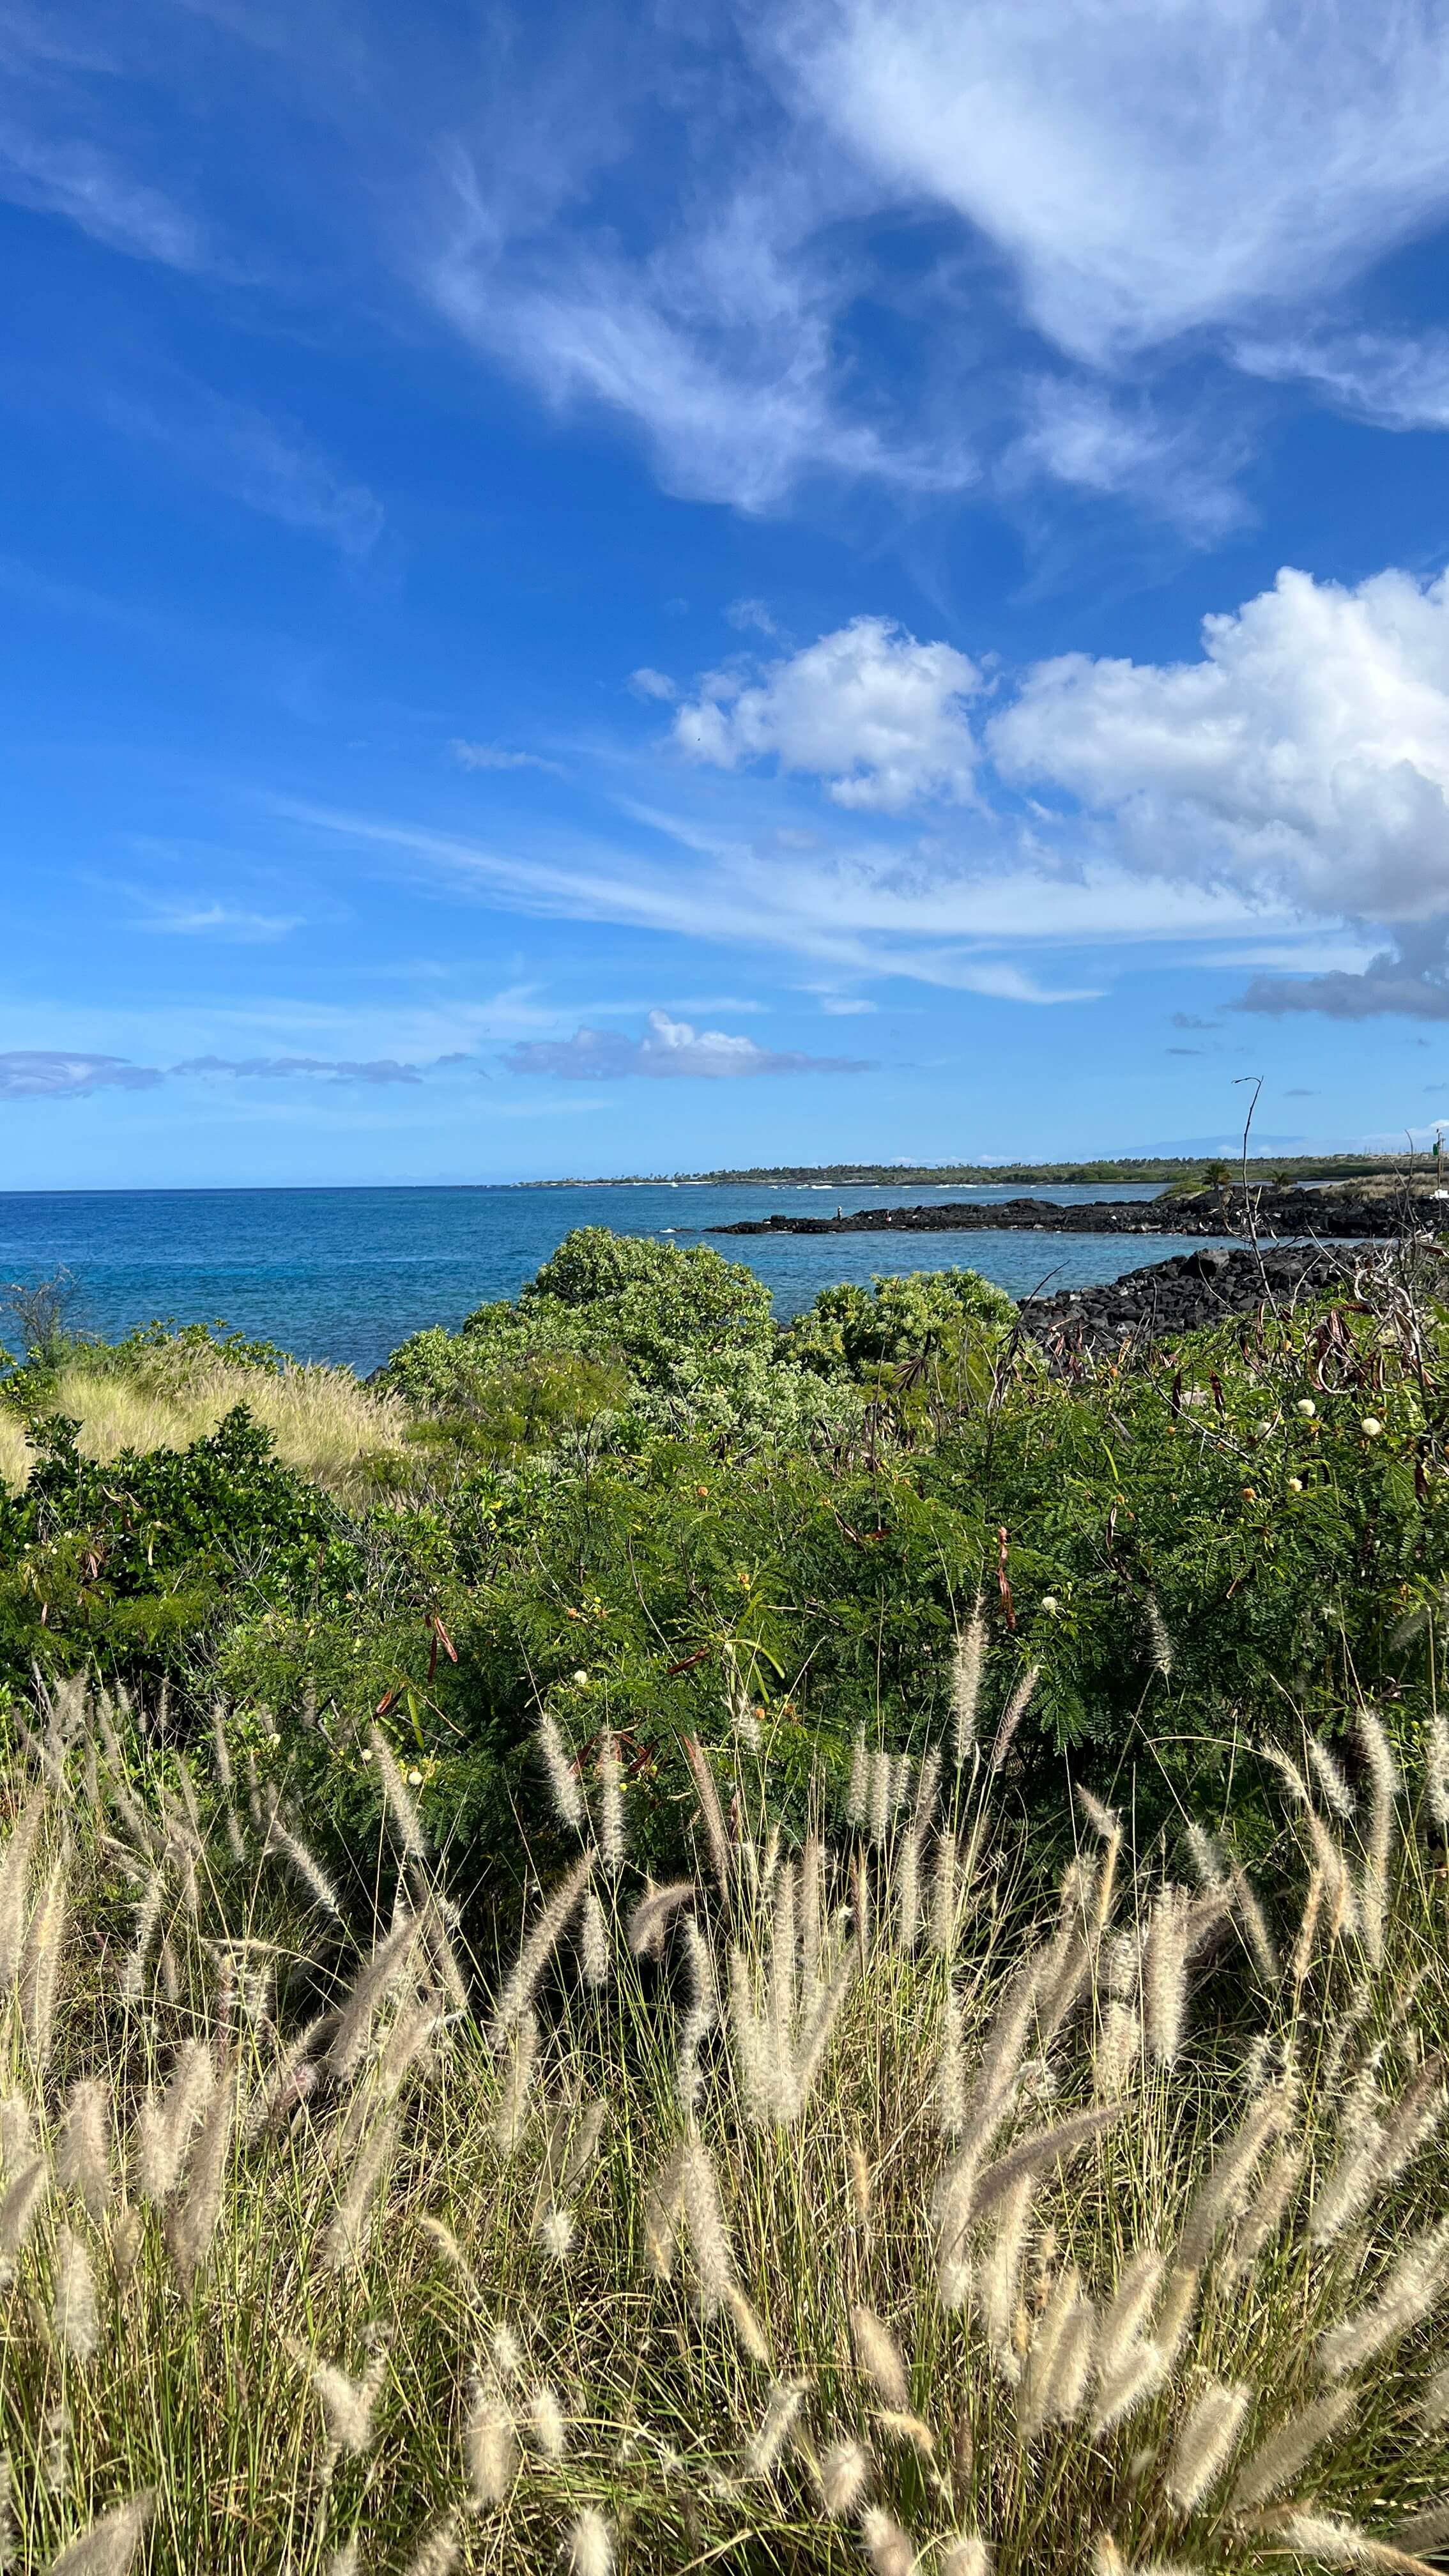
(523, 1156, 1404, 1189)
(1, 1226, 1447, 1887)
(0, 1231, 1447, 2568)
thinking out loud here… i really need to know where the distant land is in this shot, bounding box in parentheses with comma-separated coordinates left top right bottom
(510, 1153, 1408, 1189)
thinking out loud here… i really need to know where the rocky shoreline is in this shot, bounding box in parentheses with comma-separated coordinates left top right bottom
(711, 1185, 1425, 1240)
(1016, 1239, 1393, 1354)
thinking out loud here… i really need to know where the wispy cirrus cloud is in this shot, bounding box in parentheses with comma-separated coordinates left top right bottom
(449, 739, 562, 775)
(503, 1008, 871, 1080)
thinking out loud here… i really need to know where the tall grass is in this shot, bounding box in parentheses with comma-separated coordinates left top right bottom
(23, 1355, 411, 1496)
(0, 1668, 1444, 2570)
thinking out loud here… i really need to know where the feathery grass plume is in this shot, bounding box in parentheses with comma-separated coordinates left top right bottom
(1165, 2378, 1250, 2513)
(723, 2278, 770, 2364)
(0, 2093, 35, 2174)
(1141, 1885, 1192, 2066)
(928, 1830, 958, 1956)
(1228, 1862, 1278, 1979)
(974, 2172, 1034, 2356)
(862, 2509, 916, 2576)
(1291, 1869, 1324, 1985)
(1395, 2504, 1449, 2556)
(47, 2492, 154, 2576)
(643, 2146, 685, 2281)
(535, 2204, 575, 2260)
(263, 1798, 341, 1916)
(969, 2106, 1122, 2236)
(372, 1986, 443, 2108)
(43, 2403, 70, 2500)
(134, 2041, 214, 2203)
(20, 1855, 66, 2071)
(1426, 1711, 1449, 1834)
(951, 1609, 985, 1765)
(596, 1731, 625, 1872)
(210, 1704, 247, 1864)
(746, 2379, 806, 2478)
(564, 2511, 614, 2576)
(107, 2205, 141, 2285)
(895, 1828, 923, 1950)
(365, 1727, 428, 1862)
(51, 2224, 99, 2363)
(1094, 2250, 1165, 2383)
(988, 1664, 1039, 1774)
(1155, 2264, 1201, 2363)
(578, 1888, 610, 1989)
(1279, 2513, 1438, 2571)
(165, 2072, 235, 2286)
(323, 2112, 398, 2273)
(851, 2304, 910, 2411)
(676, 1911, 717, 2113)
(1094, 2001, 1143, 2100)
(937, 1979, 966, 2138)
(1077, 1785, 1120, 1843)
(852, 1846, 872, 1972)
(1420, 2363, 1449, 2428)
(118, 1870, 164, 2008)
(0, 1793, 43, 1986)
(627, 1881, 696, 1959)
(867, 1747, 891, 1846)
(297, 2343, 389, 2454)
(818, 2438, 870, 2517)
(491, 2011, 539, 2154)
(682, 1736, 732, 1896)
(940, 2545, 992, 2576)
(1308, 1732, 1355, 1820)
(1317, 2220, 1449, 2379)
(491, 1852, 594, 2045)
(537, 1712, 585, 1837)
(1016, 2264, 1085, 2441)
(680, 2138, 733, 2314)
(56, 2080, 111, 2222)
(1091, 2340, 1169, 2437)
(464, 2382, 518, 2506)
(1358, 1706, 1400, 1968)
(527, 2382, 567, 2458)
(891, 1753, 913, 1818)
(1228, 2143, 1303, 2273)
(327, 2550, 359, 2576)
(411, 1889, 468, 2019)
(1144, 1594, 1174, 1677)
(847, 1728, 868, 1824)
(1177, 2088, 1287, 2270)
(1230, 2386, 1356, 2511)
(1184, 1821, 1226, 1889)
(402, 2524, 457, 2576)
(326, 1914, 421, 2080)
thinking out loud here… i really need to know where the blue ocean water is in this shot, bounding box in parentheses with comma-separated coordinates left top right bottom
(0, 1183, 1247, 1376)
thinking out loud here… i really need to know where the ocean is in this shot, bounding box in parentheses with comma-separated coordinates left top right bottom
(0, 1183, 1243, 1377)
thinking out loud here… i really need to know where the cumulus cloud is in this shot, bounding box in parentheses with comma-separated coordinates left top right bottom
(628, 669, 677, 702)
(990, 564, 1449, 923)
(503, 1008, 871, 1078)
(673, 617, 981, 809)
(0, 1052, 165, 1102)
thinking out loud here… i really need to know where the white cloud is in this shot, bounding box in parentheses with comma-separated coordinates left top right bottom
(1236, 328, 1449, 431)
(503, 1007, 871, 1078)
(135, 900, 301, 940)
(627, 668, 677, 703)
(100, 376, 383, 557)
(769, 0, 1449, 362)
(0, 123, 206, 267)
(990, 564, 1449, 923)
(450, 739, 562, 774)
(1002, 379, 1245, 540)
(672, 617, 981, 809)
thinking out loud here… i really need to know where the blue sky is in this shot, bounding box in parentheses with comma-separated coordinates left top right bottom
(9, 0, 1449, 1183)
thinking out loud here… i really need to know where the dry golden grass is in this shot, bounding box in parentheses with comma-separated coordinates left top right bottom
(0, 1672, 1444, 2573)
(0, 1411, 33, 1496)
(21, 1355, 412, 1496)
